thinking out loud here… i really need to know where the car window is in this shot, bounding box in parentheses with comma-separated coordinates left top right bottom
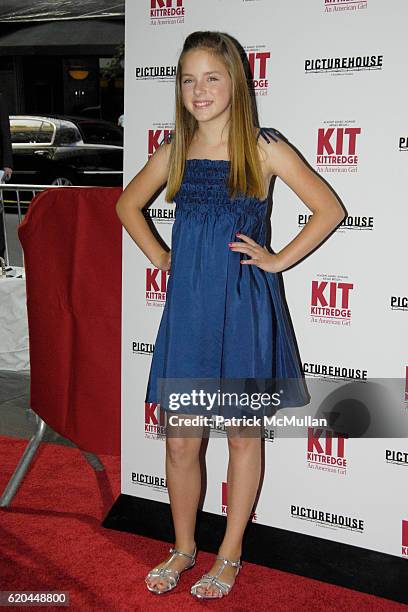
(36, 121, 55, 144)
(78, 122, 123, 146)
(57, 126, 81, 145)
(10, 119, 43, 144)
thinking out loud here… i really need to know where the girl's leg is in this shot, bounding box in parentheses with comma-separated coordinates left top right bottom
(146, 412, 204, 592)
(194, 423, 262, 597)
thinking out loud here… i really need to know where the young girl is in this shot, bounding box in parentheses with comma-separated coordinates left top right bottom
(115, 30, 345, 599)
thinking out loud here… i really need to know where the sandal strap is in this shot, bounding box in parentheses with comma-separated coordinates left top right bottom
(147, 545, 196, 581)
(216, 554, 242, 569)
(204, 556, 241, 588)
(148, 566, 179, 582)
(192, 574, 232, 595)
(169, 545, 197, 561)
(146, 546, 197, 583)
(190, 556, 242, 598)
(152, 545, 196, 574)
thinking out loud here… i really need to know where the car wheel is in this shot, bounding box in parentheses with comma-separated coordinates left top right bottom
(47, 170, 78, 186)
(51, 176, 74, 186)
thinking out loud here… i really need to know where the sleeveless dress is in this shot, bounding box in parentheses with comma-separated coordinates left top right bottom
(145, 127, 311, 418)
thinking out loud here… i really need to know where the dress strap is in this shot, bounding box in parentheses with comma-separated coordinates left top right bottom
(159, 131, 174, 146)
(256, 127, 281, 144)
(162, 128, 278, 145)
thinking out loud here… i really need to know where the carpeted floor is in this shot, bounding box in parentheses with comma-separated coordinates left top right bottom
(1, 434, 406, 611)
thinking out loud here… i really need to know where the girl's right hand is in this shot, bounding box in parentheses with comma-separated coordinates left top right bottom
(156, 250, 171, 272)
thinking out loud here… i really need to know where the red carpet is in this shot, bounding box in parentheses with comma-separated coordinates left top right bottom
(0, 435, 406, 611)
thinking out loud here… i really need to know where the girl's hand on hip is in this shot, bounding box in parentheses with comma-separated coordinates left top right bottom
(155, 250, 171, 272)
(228, 233, 283, 273)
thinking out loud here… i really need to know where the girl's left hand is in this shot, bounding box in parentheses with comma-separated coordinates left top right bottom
(228, 232, 284, 273)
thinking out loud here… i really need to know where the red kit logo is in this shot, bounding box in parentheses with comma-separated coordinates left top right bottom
(150, 0, 185, 25)
(148, 128, 174, 158)
(145, 402, 166, 438)
(324, 0, 367, 12)
(405, 366, 408, 403)
(310, 277, 353, 325)
(307, 427, 348, 475)
(316, 125, 361, 174)
(246, 49, 271, 96)
(222, 481, 257, 521)
(402, 520, 408, 558)
(146, 267, 169, 306)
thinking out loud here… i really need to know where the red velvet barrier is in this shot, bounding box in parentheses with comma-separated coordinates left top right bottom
(18, 187, 123, 456)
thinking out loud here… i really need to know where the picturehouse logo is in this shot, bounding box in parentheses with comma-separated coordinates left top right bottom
(135, 64, 176, 83)
(132, 341, 154, 355)
(390, 295, 408, 312)
(209, 419, 275, 442)
(303, 362, 367, 381)
(399, 137, 408, 152)
(305, 53, 382, 75)
(144, 206, 175, 225)
(385, 449, 408, 468)
(310, 275, 353, 326)
(299, 213, 373, 233)
(150, 0, 185, 25)
(291, 505, 364, 532)
(131, 471, 167, 492)
(307, 427, 348, 475)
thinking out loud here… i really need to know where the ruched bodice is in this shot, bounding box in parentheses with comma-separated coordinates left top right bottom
(175, 159, 268, 220)
(145, 128, 310, 416)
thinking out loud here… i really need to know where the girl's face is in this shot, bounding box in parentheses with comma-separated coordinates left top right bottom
(180, 48, 232, 124)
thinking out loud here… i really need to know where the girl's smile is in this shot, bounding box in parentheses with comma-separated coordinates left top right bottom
(193, 100, 213, 108)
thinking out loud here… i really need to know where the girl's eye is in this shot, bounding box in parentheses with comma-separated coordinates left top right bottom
(182, 77, 218, 84)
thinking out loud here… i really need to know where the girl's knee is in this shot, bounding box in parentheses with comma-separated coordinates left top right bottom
(166, 437, 200, 465)
(227, 429, 261, 452)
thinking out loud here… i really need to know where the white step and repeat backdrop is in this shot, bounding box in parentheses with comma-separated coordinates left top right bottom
(121, 0, 408, 559)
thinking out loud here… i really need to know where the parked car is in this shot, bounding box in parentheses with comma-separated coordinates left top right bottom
(8, 114, 123, 187)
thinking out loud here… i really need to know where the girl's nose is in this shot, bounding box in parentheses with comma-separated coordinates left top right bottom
(194, 81, 206, 95)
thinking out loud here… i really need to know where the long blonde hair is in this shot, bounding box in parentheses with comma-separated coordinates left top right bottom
(164, 31, 265, 203)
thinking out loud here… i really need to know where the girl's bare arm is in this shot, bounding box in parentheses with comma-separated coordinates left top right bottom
(115, 141, 172, 268)
(262, 134, 346, 270)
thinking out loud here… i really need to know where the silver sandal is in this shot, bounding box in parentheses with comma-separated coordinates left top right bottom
(190, 554, 242, 599)
(145, 544, 197, 594)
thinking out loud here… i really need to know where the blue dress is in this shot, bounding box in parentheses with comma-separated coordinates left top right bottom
(145, 127, 310, 417)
